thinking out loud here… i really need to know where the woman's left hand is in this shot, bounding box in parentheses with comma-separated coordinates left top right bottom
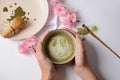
(34, 31, 58, 80)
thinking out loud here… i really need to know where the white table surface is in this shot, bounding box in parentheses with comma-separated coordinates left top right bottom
(0, 0, 120, 80)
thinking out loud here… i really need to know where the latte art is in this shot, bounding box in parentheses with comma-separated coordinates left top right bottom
(48, 36, 73, 59)
(43, 30, 76, 64)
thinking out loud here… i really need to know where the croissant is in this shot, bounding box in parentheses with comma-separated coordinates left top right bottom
(1, 17, 25, 38)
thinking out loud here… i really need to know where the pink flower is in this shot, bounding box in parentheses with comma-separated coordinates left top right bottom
(18, 36, 38, 54)
(50, 0, 61, 6)
(53, 3, 65, 16)
(49, 0, 79, 27)
(61, 10, 77, 26)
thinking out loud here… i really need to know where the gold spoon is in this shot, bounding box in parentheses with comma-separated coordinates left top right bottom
(82, 24, 120, 59)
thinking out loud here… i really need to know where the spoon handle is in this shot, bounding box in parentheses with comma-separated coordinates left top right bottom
(83, 24, 120, 59)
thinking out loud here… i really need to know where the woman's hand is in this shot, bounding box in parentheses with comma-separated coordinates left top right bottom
(34, 31, 58, 80)
(63, 28, 99, 80)
(74, 33, 89, 74)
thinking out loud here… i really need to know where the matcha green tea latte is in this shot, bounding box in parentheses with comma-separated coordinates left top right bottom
(43, 30, 76, 64)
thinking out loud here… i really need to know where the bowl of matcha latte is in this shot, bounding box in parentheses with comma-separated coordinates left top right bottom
(43, 29, 76, 64)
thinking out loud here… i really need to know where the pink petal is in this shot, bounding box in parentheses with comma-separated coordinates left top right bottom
(61, 10, 77, 26)
(53, 3, 65, 16)
(18, 36, 38, 54)
(50, 0, 61, 6)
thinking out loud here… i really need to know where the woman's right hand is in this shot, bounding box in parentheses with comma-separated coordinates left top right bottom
(63, 28, 99, 80)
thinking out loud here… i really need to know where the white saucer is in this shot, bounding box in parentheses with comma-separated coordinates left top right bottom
(0, 0, 49, 40)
